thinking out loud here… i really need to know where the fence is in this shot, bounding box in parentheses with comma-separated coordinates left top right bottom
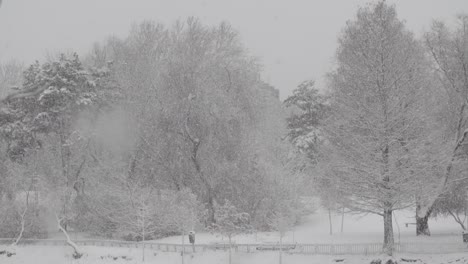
(0, 239, 466, 255)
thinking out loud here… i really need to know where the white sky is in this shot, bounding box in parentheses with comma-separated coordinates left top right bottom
(0, 0, 467, 99)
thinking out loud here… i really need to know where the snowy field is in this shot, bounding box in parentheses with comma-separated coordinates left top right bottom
(1, 246, 468, 264)
(2, 209, 466, 263)
(155, 208, 462, 245)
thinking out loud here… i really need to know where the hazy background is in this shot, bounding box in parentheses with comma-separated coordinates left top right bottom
(0, 0, 467, 99)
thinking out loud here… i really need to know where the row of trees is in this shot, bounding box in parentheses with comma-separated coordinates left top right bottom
(284, 1, 468, 256)
(0, 19, 306, 258)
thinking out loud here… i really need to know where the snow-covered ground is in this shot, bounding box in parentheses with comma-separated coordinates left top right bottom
(1, 246, 468, 264)
(154, 208, 463, 245)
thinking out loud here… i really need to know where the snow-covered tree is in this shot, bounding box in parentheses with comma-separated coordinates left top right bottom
(416, 14, 468, 236)
(284, 80, 339, 235)
(97, 18, 292, 228)
(118, 189, 159, 242)
(284, 80, 329, 161)
(267, 201, 296, 264)
(0, 53, 103, 162)
(323, 1, 434, 255)
(163, 188, 201, 261)
(0, 54, 111, 259)
(210, 200, 252, 264)
(113, 187, 159, 262)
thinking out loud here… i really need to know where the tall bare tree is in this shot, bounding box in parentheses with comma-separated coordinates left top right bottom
(323, 1, 434, 255)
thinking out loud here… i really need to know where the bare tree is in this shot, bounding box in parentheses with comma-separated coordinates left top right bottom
(10, 175, 35, 247)
(47, 187, 83, 259)
(268, 202, 296, 264)
(323, 1, 434, 255)
(210, 200, 252, 264)
(416, 14, 468, 236)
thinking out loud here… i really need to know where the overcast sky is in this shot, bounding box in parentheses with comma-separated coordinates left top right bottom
(0, 0, 467, 99)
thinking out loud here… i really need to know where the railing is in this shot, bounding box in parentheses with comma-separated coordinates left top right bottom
(0, 238, 466, 255)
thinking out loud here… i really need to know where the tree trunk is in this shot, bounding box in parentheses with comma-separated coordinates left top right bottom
(12, 190, 30, 247)
(12, 207, 27, 247)
(383, 208, 394, 256)
(56, 214, 82, 259)
(328, 208, 333, 235)
(185, 126, 216, 225)
(416, 203, 431, 236)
